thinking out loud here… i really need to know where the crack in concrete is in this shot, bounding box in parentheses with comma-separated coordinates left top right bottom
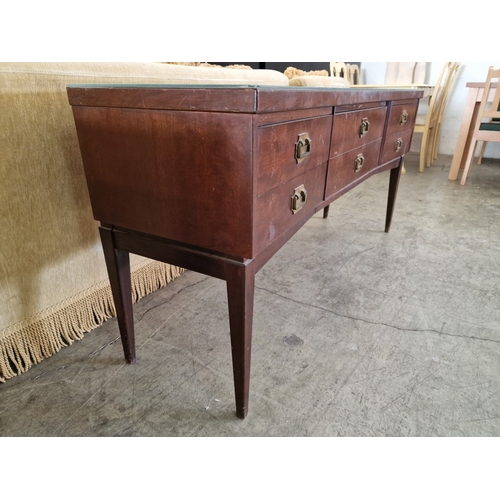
(255, 285, 500, 346)
(134, 276, 212, 324)
(86, 337, 121, 359)
(84, 276, 214, 359)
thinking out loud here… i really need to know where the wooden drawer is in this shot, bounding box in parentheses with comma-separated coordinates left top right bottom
(386, 100, 419, 135)
(254, 163, 327, 254)
(325, 139, 382, 198)
(380, 128, 414, 164)
(330, 107, 387, 157)
(255, 115, 332, 196)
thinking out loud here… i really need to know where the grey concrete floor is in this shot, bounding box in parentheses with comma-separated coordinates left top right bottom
(2, 152, 500, 437)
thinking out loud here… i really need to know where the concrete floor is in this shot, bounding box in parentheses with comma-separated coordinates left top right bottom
(2, 152, 500, 437)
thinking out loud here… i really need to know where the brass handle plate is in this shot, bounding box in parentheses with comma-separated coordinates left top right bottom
(399, 110, 409, 124)
(359, 118, 370, 138)
(394, 138, 403, 152)
(295, 133, 312, 164)
(354, 153, 365, 172)
(291, 184, 307, 214)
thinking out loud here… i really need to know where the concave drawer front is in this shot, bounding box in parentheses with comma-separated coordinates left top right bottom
(326, 139, 382, 198)
(254, 163, 327, 255)
(386, 101, 419, 135)
(255, 115, 332, 197)
(380, 128, 414, 164)
(330, 107, 387, 157)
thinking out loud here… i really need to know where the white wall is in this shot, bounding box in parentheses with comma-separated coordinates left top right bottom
(361, 62, 500, 159)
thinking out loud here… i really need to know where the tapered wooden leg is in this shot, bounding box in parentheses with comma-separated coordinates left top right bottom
(99, 226, 136, 363)
(477, 141, 486, 165)
(385, 160, 403, 233)
(449, 89, 480, 180)
(460, 139, 479, 186)
(323, 204, 330, 219)
(419, 131, 428, 172)
(225, 260, 255, 419)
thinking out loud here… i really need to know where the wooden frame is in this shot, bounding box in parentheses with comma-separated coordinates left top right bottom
(460, 67, 500, 185)
(413, 62, 460, 172)
(68, 85, 422, 418)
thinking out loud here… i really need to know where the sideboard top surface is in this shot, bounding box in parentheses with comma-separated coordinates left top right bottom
(67, 84, 424, 114)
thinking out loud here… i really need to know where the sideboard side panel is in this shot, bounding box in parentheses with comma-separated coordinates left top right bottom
(72, 107, 254, 258)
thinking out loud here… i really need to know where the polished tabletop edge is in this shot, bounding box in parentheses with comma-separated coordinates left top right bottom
(353, 84, 434, 88)
(466, 82, 498, 88)
(66, 83, 424, 92)
(67, 85, 424, 114)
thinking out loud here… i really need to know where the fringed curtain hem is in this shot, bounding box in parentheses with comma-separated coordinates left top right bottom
(0, 261, 184, 382)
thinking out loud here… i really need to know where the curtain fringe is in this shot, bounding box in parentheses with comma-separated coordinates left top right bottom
(0, 261, 184, 382)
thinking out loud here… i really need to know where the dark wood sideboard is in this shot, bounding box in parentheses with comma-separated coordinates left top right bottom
(67, 85, 422, 418)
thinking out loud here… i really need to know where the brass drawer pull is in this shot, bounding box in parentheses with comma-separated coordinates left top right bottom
(394, 138, 403, 152)
(291, 184, 307, 214)
(399, 110, 409, 124)
(295, 133, 312, 164)
(359, 118, 370, 138)
(354, 153, 365, 172)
